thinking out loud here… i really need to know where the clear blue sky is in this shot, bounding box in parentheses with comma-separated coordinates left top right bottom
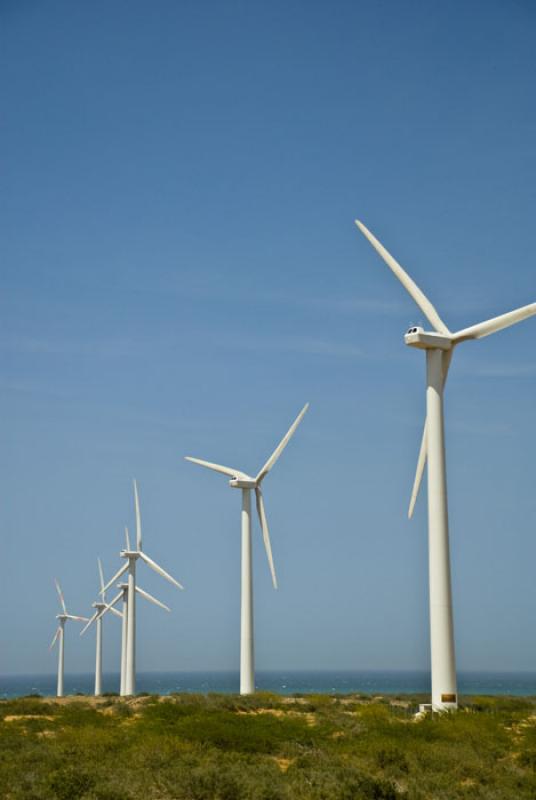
(1, 0, 535, 676)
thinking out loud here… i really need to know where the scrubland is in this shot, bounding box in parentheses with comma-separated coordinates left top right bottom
(1, 692, 536, 799)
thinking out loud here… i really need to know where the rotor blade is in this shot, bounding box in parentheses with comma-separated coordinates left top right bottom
(49, 627, 60, 650)
(80, 610, 99, 637)
(441, 348, 454, 387)
(97, 558, 105, 594)
(54, 579, 67, 614)
(255, 403, 309, 484)
(133, 479, 142, 551)
(65, 614, 90, 623)
(355, 220, 451, 336)
(138, 550, 184, 590)
(184, 456, 251, 481)
(136, 585, 171, 612)
(408, 422, 427, 520)
(100, 562, 129, 595)
(125, 525, 131, 551)
(452, 302, 536, 343)
(255, 488, 278, 589)
(408, 349, 453, 519)
(108, 606, 123, 619)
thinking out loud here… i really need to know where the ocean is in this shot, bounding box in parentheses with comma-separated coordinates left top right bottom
(1, 670, 535, 699)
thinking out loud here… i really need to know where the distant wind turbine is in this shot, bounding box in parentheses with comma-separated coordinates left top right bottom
(101, 482, 183, 695)
(356, 219, 536, 711)
(185, 403, 309, 695)
(98, 572, 170, 695)
(80, 558, 123, 696)
(49, 579, 89, 698)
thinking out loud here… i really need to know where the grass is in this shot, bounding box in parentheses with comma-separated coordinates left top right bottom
(0, 693, 535, 798)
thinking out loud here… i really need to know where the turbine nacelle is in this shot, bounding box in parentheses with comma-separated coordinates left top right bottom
(229, 477, 257, 489)
(404, 328, 452, 351)
(120, 550, 140, 560)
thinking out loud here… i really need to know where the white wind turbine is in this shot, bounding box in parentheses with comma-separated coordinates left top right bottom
(49, 579, 89, 698)
(100, 482, 183, 696)
(356, 219, 536, 711)
(97, 533, 171, 695)
(185, 403, 309, 695)
(80, 558, 123, 696)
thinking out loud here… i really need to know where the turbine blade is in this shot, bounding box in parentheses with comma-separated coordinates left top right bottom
(49, 627, 60, 650)
(408, 422, 427, 520)
(138, 551, 184, 590)
(125, 525, 131, 551)
(136, 585, 171, 612)
(408, 350, 453, 519)
(65, 614, 90, 622)
(355, 220, 451, 336)
(97, 558, 105, 594)
(452, 302, 536, 343)
(54, 579, 67, 614)
(80, 611, 99, 637)
(108, 606, 123, 619)
(133, 479, 142, 551)
(184, 456, 251, 480)
(255, 403, 309, 484)
(255, 488, 278, 589)
(441, 348, 454, 386)
(100, 562, 129, 596)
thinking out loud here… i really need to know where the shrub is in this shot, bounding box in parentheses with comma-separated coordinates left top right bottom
(376, 747, 409, 774)
(45, 766, 94, 800)
(519, 750, 536, 770)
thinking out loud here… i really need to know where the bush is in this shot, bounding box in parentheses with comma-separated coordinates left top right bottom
(376, 747, 409, 774)
(519, 750, 536, 770)
(289, 764, 399, 800)
(45, 766, 94, 800)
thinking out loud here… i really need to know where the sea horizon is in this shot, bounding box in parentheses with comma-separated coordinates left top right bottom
(2, 669, 535, 699)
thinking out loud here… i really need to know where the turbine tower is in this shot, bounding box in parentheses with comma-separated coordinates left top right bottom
(80, 559, 123, 696)
(356, 219, 536, 711)
(185, 403, 309, 695)
(101, 482, 183, 696)
(49, 579, 89, 698)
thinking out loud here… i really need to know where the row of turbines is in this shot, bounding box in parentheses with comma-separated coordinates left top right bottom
(50, 221, 536, 710)
(50, 406, 309, 698)
(50, 480, 184, 698)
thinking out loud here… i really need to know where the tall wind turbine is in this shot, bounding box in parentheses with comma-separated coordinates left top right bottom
(80, 558, 123, 696)
(355, 219, 536, 711)
(49, 579, 89, 698)
(101, 483, 183, 696)
(185, 403, 309, 695)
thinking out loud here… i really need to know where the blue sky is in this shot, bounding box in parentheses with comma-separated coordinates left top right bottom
(1, 0, 535, 677)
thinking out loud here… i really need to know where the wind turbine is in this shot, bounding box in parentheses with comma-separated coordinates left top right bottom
(185, 403, 309, 695)
(49, 579, 89, 698)
(355, 219, 536, 711)
(101, 482, 183, 696)
(80, 558, 123, 696)
(98, 563, 171, 695)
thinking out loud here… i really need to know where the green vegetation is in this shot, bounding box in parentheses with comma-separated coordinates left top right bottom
(1, 693, 536, 799)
